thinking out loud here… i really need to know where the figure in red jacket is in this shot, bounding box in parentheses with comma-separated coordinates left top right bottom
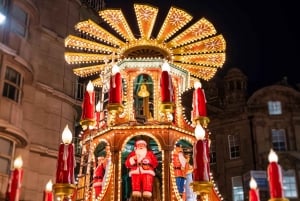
(125, 140, 158, 199)
(93, 156, 106, 197)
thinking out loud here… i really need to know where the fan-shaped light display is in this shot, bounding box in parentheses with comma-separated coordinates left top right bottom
(64, 4, 226, 83)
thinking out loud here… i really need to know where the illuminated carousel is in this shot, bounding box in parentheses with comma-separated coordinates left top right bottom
(57, 3, 227, 201)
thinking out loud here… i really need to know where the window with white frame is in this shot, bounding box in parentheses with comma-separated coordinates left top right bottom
(283, 170, 298, 198)
(271, 129, 287, 151)
(232, 176, 244, 201)
(2, 66, 22, 102)
(228, 134, 240, 159)
(11, 4, 28, 37)
(268, 101, 282, 115)
(0, 137, 14, 174)
(210, 140, 216, 164)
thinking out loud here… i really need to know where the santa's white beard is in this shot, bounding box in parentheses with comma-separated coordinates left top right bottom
(135, 147, 147, 162)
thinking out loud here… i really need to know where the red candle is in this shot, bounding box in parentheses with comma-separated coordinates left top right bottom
(108, 64, 122, 104)
(249, 177, 260, 201)
(192, 81, 207, 120)
(193, 125, 210, 181)
(55, 125, 75, 184)
(160, 61, 174, 103)
(81, 80, 95, 121)
(267, 149, 283, 198)
(43, 180, 53, 201)
(7, 156, 24, 201)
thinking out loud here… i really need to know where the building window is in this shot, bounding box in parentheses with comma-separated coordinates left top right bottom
(228, 134, 240, 159)
(2, 67, 22, 102)
(271, 129, 287, 151)
(283, 170, 298, 198)
(268, 101, 282, 115)
(232, 176, 244, 201)
(0, 137, 13, 174)
(11, 4, 28, 37)
(210, 140, 216, 164)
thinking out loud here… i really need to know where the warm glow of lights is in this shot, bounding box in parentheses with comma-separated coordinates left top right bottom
(13, 156, 23, 169)
(45, 180, 53, 192)
(65, 4, 226, 84)
(86, 80, 94, 93)
(195, 123, 205, 140)
(268, 149, 278, 163)
(249, 177, 257, 189)
(62, 125, 73, 144)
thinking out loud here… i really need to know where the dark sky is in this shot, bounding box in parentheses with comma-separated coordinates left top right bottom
(105, 0, 299, 93)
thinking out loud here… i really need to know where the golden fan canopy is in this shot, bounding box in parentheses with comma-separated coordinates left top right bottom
(64, 4, 226, 82)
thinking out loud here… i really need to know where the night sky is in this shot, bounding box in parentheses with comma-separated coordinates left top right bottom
(105, 0, 299, 93)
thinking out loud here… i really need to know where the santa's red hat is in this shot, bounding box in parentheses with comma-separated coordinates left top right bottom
(135, 140, 147, 147)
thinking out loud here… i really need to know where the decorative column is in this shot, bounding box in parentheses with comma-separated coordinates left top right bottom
(53, 125, 76, 200)
(44, 180, 53, 201)
(267, 149, 289, 201)
(159, 61, 175, 122)
(107, 64, 124, 125)
(6, 156, 23, 201)
(190, 125, 213, 201)
(80, 80, 96, 130)
(249, 177, 260, 201)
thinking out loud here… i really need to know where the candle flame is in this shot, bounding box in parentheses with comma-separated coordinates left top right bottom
(249, 177, 257, 189)
(96, 101, 101, 112)
(194, 80, 202, 89)
(45, 180, 53, 192)
(13, 156, 23, 169)
(268, 149, 278, 163)
(86, 80, 94, 93)
(62, 124, 73, 144)
(112, 64, 120, 75)
(162, 61, 170, 72)
(195, 123, 205, 140)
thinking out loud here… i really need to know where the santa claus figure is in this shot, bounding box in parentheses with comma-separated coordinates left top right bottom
(125, 140, 158, 200)
(93, 156, 106, 197)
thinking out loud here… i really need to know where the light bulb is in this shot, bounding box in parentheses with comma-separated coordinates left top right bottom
(194, 81, 202, 89)
(45, 180, 53, 192)
(62, 125, 72, 144)
(249, 177, 257, 189)
(13, 156, 23, 169)
(268, 149, 278, 163)
(195, 124, 205, 140)
(162, 61, 170, 72)
(112, 64, 120, 75)
(96, 101, 101, 112)
(86, 80, 94, 93)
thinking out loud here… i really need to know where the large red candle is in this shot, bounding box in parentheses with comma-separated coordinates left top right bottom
(55, 125, 75, 184)
(81, 80, 95, 121)
(108, 64, 122, 104)
(267, 149, 283, 198)
(192, 81, 207, 120)
(249, 177, 260, 201)
(160, 61, 174, 103)
(7, 156, 23, 201)
(43, 180, 53, 201)
(193, 125, 210, 181)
